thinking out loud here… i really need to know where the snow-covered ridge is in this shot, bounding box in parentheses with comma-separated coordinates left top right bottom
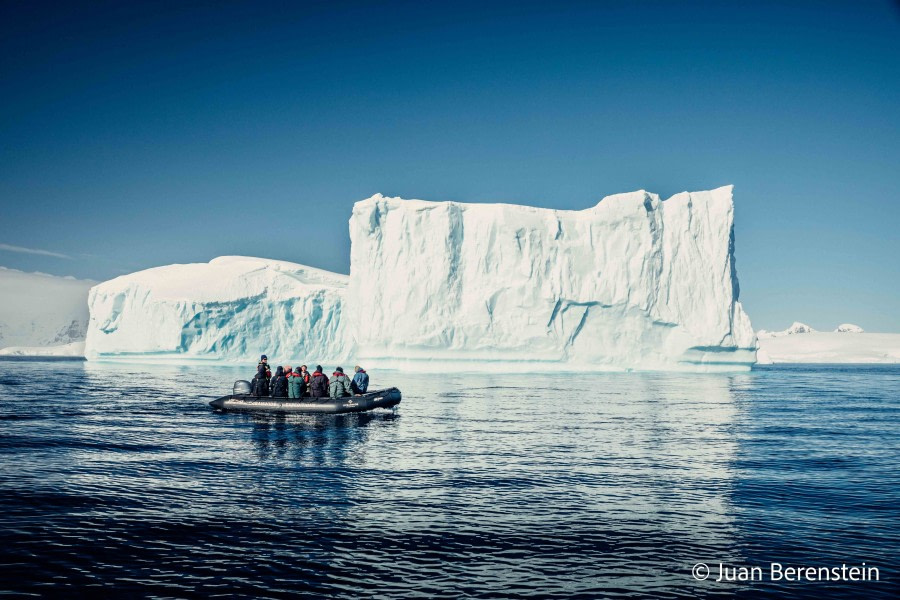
(758, 322, 866, 338)
(349, 186, 756, 371)
(0, 267, 93, 352)
(85, 256, 350, 363)
(757, 321, 816, 338)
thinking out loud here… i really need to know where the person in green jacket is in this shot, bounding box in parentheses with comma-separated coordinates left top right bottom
(287, 366, 303, 399)
(328, 366, 352, 398)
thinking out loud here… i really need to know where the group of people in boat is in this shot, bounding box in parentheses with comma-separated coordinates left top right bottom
(250, 355, 369, 399)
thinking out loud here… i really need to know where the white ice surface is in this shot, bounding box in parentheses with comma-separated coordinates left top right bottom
(0, 267, 92, 354)
(349, 186, 756, 371)
(0, 341, 85, 357)
(757, 333, 900, 364)
(85, 256, 350, 364)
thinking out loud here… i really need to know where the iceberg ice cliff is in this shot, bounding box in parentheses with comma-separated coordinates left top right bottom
(349, 186, 756, 371)
(85, 256, 350, 363)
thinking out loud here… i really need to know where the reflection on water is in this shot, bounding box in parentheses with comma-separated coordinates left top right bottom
(246, 411, 399, 463)
(0, 361, 897, 598)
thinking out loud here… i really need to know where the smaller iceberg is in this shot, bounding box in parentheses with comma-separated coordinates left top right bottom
(85, 256, 350, 363)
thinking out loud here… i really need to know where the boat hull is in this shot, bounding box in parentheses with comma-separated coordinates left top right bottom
(209, 387, 401, 414)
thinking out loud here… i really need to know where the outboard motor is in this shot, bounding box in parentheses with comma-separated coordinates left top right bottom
(233, 380, 252, 396)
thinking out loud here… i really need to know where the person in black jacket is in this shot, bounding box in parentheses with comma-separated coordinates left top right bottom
(309, 365, 329, 398)
(269, 366, 289, 398)
(251, 363, 269, 396)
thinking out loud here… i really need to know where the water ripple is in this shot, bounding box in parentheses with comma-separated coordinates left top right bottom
(0, 361, 897, 598)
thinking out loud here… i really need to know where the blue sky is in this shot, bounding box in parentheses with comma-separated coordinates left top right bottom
(1, 0, 898, 331)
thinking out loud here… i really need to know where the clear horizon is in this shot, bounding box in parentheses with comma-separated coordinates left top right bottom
(2, 1, 898, 331)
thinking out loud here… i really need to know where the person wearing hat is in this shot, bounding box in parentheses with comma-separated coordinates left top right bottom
(309, 365, 329, 398)
(258, 355, 271, 380)
(286, 366, 303, 399)
(269, 365, 289, 398)
(251, 355, 270, 397)
(297, 365, 311, 397)
(351, 365, 369, 395)
(328, 366, 352, 398)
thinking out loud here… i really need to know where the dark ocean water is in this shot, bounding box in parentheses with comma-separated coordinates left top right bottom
(0, 361, 897, 599)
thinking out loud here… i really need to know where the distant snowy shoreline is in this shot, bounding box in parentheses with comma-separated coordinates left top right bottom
(0, 341, 85, 358)
(756, 322, 899, 364)
(5, 336, 899, 367)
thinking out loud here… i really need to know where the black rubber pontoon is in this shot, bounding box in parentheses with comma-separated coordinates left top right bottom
(210, 381, 401, 414)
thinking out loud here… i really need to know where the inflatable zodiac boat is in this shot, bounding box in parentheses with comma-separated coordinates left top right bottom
(210, 380, 402, 414)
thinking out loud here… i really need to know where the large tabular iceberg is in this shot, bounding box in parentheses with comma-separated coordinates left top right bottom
(85, 256, 350, 363)
(84, 187, 756, 371)
(349, 186, 756, 371)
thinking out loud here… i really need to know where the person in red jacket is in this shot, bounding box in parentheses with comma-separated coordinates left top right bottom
(309, 365, 329, 398)
(297, 365, 311, 397)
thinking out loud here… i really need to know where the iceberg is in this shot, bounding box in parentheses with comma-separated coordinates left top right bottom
(85, 256, 350, 363)
(349, 186, 756, 371)
(84, 187, 757, 371)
